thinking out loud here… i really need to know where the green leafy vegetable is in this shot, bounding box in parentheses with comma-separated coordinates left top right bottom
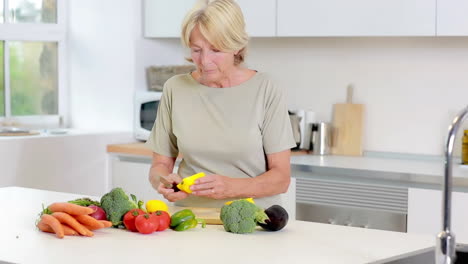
(68, 197, 100, 207)
(100, 187, 143, 227)
(220, 199, 268, 234)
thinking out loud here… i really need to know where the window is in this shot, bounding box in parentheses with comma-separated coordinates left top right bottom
(1, 0, 66, 128)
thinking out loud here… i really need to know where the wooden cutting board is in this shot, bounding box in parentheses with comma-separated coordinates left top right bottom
(331, 85, 364, 156)
(169, 206, 222, 225)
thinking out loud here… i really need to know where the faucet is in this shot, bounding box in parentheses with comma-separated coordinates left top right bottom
(436, 105, 468, 264)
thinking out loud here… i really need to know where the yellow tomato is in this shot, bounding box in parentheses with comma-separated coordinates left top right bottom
(145, 199, 169, 213)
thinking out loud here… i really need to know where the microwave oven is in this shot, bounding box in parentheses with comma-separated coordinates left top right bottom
(134, 91, 162, 141)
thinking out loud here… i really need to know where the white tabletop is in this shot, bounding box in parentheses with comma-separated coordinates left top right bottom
(0, 187, 435, 264)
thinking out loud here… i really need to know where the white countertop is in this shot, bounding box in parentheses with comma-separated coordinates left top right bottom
(291, 153, 468, 189)
(1, 187, 435, 264)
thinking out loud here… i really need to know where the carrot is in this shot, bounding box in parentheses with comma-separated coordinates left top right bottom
(74, 215, 104, 230)
(61, 224, 79, 235)
(38, 221, 78, 236)
(39, 214, 64, 239)
(99, 220, 113, 228)
(52, 212, 94, 237)
(48, 202, 94, 215)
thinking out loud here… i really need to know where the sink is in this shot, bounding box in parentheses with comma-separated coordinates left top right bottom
(455, 248, 468, 264)
(385, 248, 468, 264)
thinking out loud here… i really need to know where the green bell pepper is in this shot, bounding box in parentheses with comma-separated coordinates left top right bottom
(170, 209, 195, 228)
(170, 209, 206, 231)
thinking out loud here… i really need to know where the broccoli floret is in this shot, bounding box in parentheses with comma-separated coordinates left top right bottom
(100, 187, 141, 227)
(220, 199, 268, 234)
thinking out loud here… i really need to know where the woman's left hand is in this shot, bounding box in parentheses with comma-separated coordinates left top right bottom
(190, 174, 237, 199)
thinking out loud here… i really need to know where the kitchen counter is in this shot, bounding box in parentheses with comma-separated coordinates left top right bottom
(1, 187, 435, 264)
(106, 142, 310, 157)
(107, 143, 468, 191)
(291, 153, 468, 191)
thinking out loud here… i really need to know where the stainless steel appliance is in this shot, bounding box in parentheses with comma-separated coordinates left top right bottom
(295, 177, 408, 232)
(311, 122, 332, 155)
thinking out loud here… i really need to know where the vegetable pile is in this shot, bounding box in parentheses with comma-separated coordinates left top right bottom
(36, 187, 207, 238)
(220, 199, 289, 234)
(36, 202, 112, 239)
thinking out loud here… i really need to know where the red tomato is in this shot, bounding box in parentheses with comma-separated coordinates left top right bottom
(123, 209, 145, 232)
(135, 214, 159, 234)
(152, 210, 171, 231)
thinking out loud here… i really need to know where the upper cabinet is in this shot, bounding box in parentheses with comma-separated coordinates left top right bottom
(144, 0, 276, 38)
(237, 0, 276, 37)
(144, 0, 468, 38)
(277, 0, 435, 36)
(144, 0, 195, 38)
(437, 0, 468, 36)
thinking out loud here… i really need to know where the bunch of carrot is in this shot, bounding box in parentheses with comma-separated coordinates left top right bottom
(37, 202, 112, 239)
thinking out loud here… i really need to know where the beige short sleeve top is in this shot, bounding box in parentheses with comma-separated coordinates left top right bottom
(145, 72, 296, 208)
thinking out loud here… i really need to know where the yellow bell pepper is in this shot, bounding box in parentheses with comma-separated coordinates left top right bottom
(225, 198, 255, 205)
(177, 172, 206, 193)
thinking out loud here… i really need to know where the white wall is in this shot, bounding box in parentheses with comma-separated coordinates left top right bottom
(68, 0, 137, 131)
(246, 37, 468, 155)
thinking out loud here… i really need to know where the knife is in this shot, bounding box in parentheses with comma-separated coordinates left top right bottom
(159, 175, 180, 192)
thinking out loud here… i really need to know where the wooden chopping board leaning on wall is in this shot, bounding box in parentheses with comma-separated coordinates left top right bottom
(331, 84, 364, 156)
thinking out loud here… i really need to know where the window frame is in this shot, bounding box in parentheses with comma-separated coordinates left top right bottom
(0, 0, 67, 128)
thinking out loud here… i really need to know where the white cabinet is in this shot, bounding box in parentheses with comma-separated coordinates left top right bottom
(277, 0, 435, 36)
(109, 157, 174, 204)
(144, 0, 195, 38)
(437, 0, 468, 36)
(237, 0, 276, 37)
(408, 188, 468, 244)
(144, 0, 276, 38)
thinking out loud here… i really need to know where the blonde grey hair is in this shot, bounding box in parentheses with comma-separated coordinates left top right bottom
(181, 0, 249, 65)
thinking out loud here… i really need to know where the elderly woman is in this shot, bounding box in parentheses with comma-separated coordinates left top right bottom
(146, 0, 295, 208)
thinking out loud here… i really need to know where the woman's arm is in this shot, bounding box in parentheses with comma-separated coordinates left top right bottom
(190, 149, 291, 199)
(149, 153, 188, 202)
(148, 153, 176, 189)
(244, 149, 291, 197)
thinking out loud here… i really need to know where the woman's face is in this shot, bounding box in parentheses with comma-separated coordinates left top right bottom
(190, 26, 237, 83)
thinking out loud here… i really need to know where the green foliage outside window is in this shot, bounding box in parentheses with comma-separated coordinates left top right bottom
(9, 41, 57, 116)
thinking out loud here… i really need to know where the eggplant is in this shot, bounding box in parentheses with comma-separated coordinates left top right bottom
(258, 205, 289, 231)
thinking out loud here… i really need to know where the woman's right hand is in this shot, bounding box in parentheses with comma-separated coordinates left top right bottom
(157, 173, 189, 202)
